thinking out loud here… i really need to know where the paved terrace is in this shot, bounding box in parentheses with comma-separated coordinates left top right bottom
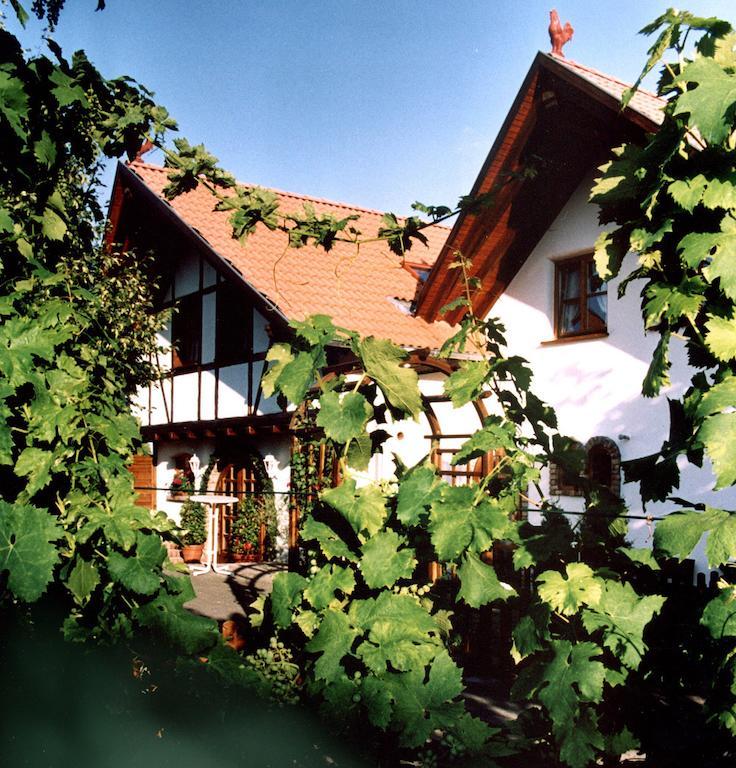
(184, 561, 286, 622)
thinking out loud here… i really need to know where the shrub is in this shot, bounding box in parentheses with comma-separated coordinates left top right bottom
(231, 496, 261, 555)
(180, 501, 207, 545)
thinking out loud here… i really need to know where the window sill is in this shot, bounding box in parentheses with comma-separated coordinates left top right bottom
(540, 331, 609, 347)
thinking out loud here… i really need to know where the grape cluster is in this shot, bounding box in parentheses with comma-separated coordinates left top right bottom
(392, 583, 431, 602)
(414, 747, 438, 767)
(245, 637, 301, 705)
(439, 732, 467, 760)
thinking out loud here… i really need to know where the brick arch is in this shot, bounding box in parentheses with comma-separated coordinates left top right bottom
(549, 439, 585, 497)
(549, 436, 621, 498)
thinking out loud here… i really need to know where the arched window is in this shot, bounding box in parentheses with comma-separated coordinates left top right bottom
(584, 436, 621, 497)
(173, 452, 195, 482)
(549, 436, 621, 498)
(167, 452, 195, 499)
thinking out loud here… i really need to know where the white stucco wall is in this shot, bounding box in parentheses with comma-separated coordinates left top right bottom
(155, 439, 216, 523)
(364, 372, 485, 484)
(172, 372, 199, 422)
(488, 174, 735, 569)
(218, 364, 248, 417)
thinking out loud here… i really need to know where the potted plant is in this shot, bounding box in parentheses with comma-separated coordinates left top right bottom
(180, 499, 207, 562)
(230, 496, 261, 562)
(168, 469, 194, 501)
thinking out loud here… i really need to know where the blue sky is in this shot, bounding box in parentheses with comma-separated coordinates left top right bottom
(8, 1, 736, 214)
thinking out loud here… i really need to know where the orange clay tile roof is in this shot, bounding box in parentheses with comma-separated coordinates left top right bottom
(127, 160, 454, 350)
(549, 54, 665, 128)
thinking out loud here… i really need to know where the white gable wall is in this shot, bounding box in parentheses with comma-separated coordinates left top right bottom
(488, 174, 734, 569)
(136, 248, 279, 427)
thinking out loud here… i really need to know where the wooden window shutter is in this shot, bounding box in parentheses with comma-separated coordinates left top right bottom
(130, 453, 155, 509)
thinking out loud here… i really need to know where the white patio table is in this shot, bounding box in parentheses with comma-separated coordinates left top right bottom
(188, 494, 239, 576)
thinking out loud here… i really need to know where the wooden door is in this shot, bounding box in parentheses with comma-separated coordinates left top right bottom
(215, 460, 265, 558)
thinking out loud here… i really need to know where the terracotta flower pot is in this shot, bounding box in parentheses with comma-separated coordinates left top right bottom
(181, 544, 204, 563)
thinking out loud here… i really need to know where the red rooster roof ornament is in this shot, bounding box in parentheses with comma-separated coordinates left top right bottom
(549, 9, 574, 57)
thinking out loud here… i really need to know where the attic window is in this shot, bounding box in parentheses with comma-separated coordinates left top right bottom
(404, 263, 431, 283)
(554, 254, 607, 338)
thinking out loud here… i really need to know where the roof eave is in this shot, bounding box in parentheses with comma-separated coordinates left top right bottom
(415, 52, 662, 323)
(540, 53, 661, 133)
(113, 162, 291, 330)
(415, 52, 547, 321)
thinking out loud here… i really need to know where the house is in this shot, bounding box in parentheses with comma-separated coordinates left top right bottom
(113, 47, 732, 573)
(415, 51, 736, 568)
(109, 160, 470, 561)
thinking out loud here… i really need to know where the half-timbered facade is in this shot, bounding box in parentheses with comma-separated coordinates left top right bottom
(108, 160, 462, 557)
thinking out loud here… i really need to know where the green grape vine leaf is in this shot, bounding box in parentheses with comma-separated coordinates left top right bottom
(581, 581, 665, 669)
(674, 57, 736, 144)
(395, 463, 440, 526)
(701, 586, 736, 639)
(300, 517, 357, 561)
(654, 506, 736, 566)
(67, 558, 101, 605)
(270, 571, 309, 629)
(444, 361, 489, 408)
(359, 530, 417, 589)
(106, 532, 166, 596)
(537, 563, 603, 616)
(304, 563, 356, 610)
(316, 390, 373, 444)
(321, 477, 387, 540)
(457, 553, 516, 608)
(0, 501, 61, 602)
(355, 337, 422, 417)
(305, 607, 359, 682)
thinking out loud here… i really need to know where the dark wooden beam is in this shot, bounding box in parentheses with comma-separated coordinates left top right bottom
(142, 412, 292, 443)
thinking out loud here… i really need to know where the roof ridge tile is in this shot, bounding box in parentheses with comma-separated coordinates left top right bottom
(127, 159, 449, 227)
(553, 55, 664, 101)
